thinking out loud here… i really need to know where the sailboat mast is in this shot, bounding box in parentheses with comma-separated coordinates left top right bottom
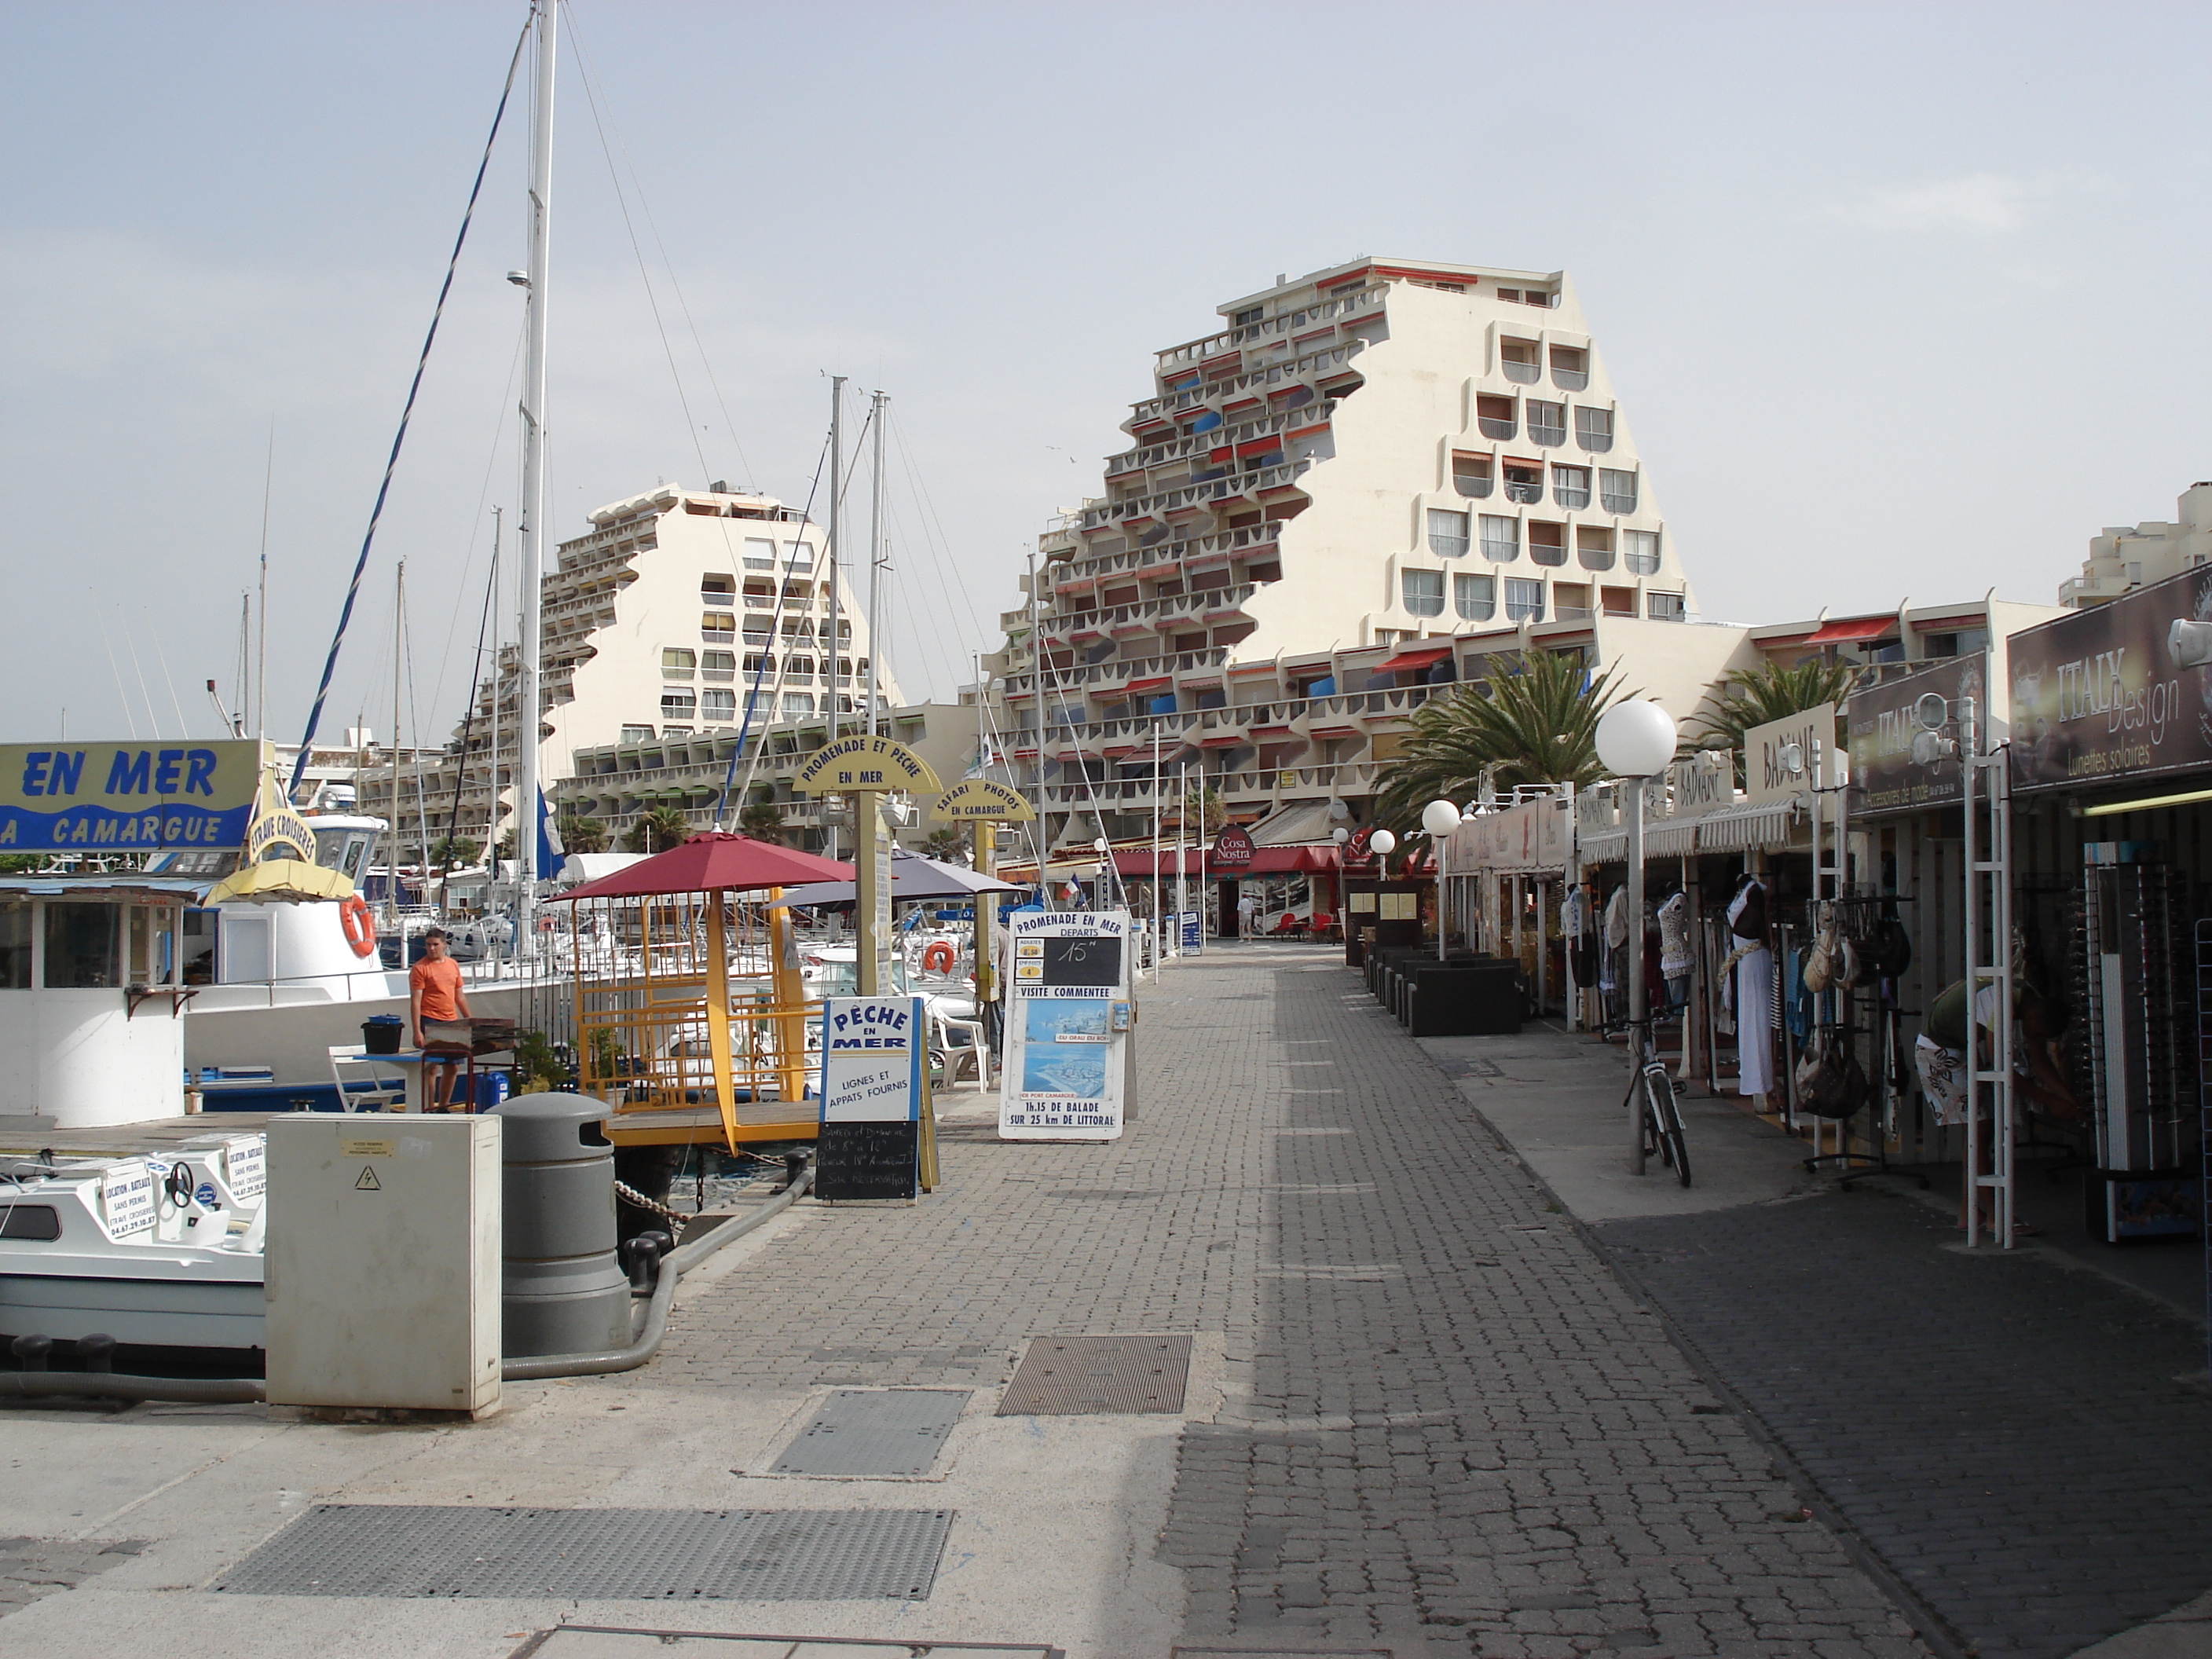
(488, 505, 503, 958)
(256, 416, 273, 738)
(824, 375, 844, 859)
(393, 559, 405, 916)
(865, 390, 887, 735)
(515, 0, 557, 960)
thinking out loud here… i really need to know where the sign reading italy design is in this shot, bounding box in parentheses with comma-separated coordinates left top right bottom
(0, 740, 267, 851)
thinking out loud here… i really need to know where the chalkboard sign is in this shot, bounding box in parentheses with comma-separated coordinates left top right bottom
(815, 1121, 919, 1201)
(1042, 936, 1122, 987)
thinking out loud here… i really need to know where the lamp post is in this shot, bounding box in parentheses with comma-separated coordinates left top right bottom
(1422, 799, 1463, 961)
(1594, 699, 1678, 1176)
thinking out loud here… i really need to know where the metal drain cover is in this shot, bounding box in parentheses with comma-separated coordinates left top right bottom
(996, 1335, 1191, 1416)
(218, 1505, 954, 1600)
(515, 1631, 1060, 1657)
(769, 1390, 968, 1478)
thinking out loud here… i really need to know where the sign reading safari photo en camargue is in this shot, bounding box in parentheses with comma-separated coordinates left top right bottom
(2006, 564, 2212, 795)
(0, 739, 267, 850)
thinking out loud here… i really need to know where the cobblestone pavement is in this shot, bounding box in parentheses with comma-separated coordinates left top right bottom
(660, 948, 1926, 1656)
(1598, 1188, 2212, 1659)
(0, 1537, 144, 1618)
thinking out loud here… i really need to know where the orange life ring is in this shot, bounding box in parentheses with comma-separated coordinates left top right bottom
(921, 940, 956, 974)
(339, 895, 378, 959)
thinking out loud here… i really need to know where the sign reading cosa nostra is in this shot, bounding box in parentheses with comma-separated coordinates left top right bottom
(0, 740, 266, 851)
(792, 734, 943, 796)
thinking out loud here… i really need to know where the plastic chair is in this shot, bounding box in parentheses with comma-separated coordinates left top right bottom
(931, 1008, 995, 1091)
(328, 1045, 408, 1113)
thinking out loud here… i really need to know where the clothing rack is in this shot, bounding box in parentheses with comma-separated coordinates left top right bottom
(1792, 894, 1928, 1189)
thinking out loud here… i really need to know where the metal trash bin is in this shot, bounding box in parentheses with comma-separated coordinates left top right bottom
(489, 1092, 632, 1357)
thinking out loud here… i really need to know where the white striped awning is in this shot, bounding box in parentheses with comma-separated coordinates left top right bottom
(1694, 797, 1804, 852)
(1577, 830, 1626, 866)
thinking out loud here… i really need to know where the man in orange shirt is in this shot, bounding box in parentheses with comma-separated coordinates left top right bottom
(409, 928, 474, 1111)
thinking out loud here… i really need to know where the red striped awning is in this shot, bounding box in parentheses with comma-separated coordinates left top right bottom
(1374, 643, 1454, 674)
(1804, 616, 1896, 644)
(1124, 676, 1172, 694)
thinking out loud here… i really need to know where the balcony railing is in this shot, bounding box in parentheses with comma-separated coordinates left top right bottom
(1600, 485, 1637, 514)
(1554, 483, 1591, 510)
(1427, 534, 1470, 559)
(1127, 340, 1367, 425)
(1477, 416, 1517, 440)
(1454, 475, 1494, 499)
(1528, 413, 1566, 448)
(1503, 481, 1542, 505)
(1551, 368, 1589, 391)
(1501, 358, 1540, 384)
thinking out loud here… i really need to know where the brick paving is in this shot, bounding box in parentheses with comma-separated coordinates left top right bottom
(661, 947, 1926, 1656)
(1599, 1190, 2212, 1659)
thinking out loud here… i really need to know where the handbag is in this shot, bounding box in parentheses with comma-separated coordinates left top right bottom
(1803, 907, 1838, 994)
(1793, 1028, 1866, 1119)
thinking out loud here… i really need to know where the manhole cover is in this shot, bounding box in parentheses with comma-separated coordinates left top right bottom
(997, 1335, 1191, 1416)
(217, 1505, 954, 1600)
(515, 1631, 1060, 1657)
(769, 1390, 968, 1478)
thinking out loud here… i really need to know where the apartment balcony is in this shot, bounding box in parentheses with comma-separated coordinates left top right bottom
(1126, 339, 1368, 427)
(1501, 357, 1540, 385)
(1477, 415, 1517, 441)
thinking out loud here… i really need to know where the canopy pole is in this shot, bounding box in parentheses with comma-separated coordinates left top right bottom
(703, 890, 738, 1152)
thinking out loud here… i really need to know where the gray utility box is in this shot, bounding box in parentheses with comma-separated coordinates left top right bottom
(490, 1093, 632, 1358)
(265, 1113, 502, 1417)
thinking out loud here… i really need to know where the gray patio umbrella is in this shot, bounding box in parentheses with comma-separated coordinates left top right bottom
(771, 847, 1027, 908)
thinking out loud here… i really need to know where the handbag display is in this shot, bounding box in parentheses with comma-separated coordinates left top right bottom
(1792, 1027, 1866, 1119)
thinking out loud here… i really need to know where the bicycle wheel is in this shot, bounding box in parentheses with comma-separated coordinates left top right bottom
(1645, 1067, 1692, 1188)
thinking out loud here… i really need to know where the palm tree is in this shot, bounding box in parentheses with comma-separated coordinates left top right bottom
(737, 800, 786, 844)
(556, 811, 609, 855)
(1373, 650, 1628, 831)
(918, 826, 968, 864)
(1174, 781, 1226, 841)
(1690, 659, 1857, 786)
(623, 806, 692, 854)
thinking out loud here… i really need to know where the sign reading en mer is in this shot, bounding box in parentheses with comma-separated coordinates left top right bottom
(0, 740, 266, 850)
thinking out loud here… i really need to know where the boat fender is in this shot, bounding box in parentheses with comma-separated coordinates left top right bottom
(922, 941, 956, 974)
(339, 895, 377, 958)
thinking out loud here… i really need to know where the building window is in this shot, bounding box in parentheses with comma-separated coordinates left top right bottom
(1502, 462, 1543, 505)
(701, 611, 737, 642)
(1551, 465, 1591, 510)
(661, 648, 696, 677)
(742, 652, 775, 676)
(782, 542, 813, 571)
(1505, 579, 1546, 622)
(1426, 508, 1470, 558)
(1550, 346, 1588, 390)
(1452, 452, 1493, 498)
(1455, 573, 1496, 621)
(1648, 592, 1686, 622)
(1232, 306, 1264, 326)
(1500, 339, 1541, 384)
(782, 694, 815, 717)
(1624, 529, 1661, 575)
(701, 574, 735, 605)
(701, 688, 738, 722)
(1577, 526, 1615, 571)
(1599, 467, 1638, 513)
(785, 656, 816, 684)
(1403, 569, 1445, 617)
(701, 650, 735, 680)
(620, 725, 655, 743)
(1575, 406, 1614, 453)
(0, 900, 27, 989)
(660, 689, 697, 719)
(1476, 394, 1517, 441)
(742, 537, 777, 570)
(1529, 522, 1567, 567)
(44, 902, 119, 988)
(1526, 401, 1566, 447)
(1479, 515, 1520, 562)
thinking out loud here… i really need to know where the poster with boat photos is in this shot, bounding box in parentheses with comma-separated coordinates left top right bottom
(999, 910, 1133, 1142)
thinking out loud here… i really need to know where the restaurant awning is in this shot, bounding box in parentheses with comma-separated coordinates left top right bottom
(1803, 616, 1895, 644)
(1373, 643, 1454, 675)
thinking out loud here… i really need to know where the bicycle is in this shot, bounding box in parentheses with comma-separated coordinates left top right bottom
(1623, 1043, 1693, 1188)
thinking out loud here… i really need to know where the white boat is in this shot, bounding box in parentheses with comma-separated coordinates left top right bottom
(0, 1132, 266, 1353)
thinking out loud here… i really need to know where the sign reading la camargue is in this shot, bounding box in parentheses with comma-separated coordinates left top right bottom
(0, 739, 267, 850)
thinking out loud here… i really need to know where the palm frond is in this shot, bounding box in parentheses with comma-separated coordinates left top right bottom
(1689, 659, 1857, 786)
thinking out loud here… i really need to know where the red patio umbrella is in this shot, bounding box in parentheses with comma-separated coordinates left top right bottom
(555, 833, 853, 901)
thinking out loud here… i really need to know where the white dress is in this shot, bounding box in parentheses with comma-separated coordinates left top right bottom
(1727, 881, 1774, 1097)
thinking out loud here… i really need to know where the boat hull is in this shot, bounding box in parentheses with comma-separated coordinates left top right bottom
(0, 1265, 264, 1350)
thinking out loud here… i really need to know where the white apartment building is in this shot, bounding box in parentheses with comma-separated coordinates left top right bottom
(2060, 481, 2212, 607)
(363, 481, 900, 855)
(993, 257, 1702, 850)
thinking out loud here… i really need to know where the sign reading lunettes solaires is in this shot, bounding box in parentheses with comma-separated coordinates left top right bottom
(816, 994, 925, 1201)
(0, 738, 269, 851)
(1000, 909, 1134, 1141)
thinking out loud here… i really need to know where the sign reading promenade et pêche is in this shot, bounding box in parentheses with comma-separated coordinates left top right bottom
(791, 733, 943, 797)
(0, 739, 267, 851)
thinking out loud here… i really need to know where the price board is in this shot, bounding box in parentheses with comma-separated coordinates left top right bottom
(1000, 910, 1133, 1141)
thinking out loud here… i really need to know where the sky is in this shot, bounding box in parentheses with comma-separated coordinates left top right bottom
(4, 1, 2208, 749)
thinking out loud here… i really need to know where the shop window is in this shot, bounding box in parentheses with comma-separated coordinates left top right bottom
(1452, 452, 1493, 498)
(1455, 573, 1496, 621)
(1599, 467, 1638, 512)
(1577, 526, 1615, 571)
(0, 900, 29, 988)
(1551, 465, 1591, 510)
(1527, 400, 1566, 447)
(1529, 522, 1567, 567)
(1426, 508, 1470, 558)
(44, 902, 118, 989)
(1476, 394, 1517, 440)
(1550, 346, 1588, 390)
(1479, 515, 1520, 562)
(1403, 569, 1446, 617)
(1505, 579, 1546, 623)
(1624, 529, 1661, 575)
(1648, 591, 1686, 622)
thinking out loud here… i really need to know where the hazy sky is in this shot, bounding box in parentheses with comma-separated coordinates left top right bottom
(4, 2, 2207, 748)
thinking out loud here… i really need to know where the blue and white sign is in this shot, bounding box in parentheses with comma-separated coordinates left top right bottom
(1000, 910, 1133, 1141)
(819, 995, 924, 1124)
(1181, 911, 1203, 954)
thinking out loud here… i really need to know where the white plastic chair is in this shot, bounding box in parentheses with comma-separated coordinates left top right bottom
(329, 1045, 408, 1113)
(930, 1009, 994, 1091)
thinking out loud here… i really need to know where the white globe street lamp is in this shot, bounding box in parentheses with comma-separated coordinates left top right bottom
(1420, 800, 1463, 959)
(1368, 828, 1397, 857)
(1593, 700, 1678, 1177)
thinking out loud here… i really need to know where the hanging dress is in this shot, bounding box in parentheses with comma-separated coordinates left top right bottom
(1727, 878, 1775, 1097)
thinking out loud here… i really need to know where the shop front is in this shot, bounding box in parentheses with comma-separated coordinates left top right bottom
(1442, 791, 1570, 1013)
